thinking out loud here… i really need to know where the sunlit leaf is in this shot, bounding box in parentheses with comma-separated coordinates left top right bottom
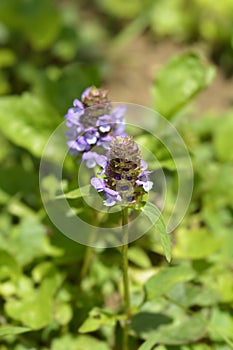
(0, 217, 53, 266)
(5, 267, 62, 329)
(213, 114, 233, 162)
(208, 307, 233, 343)
(138, 312, 207, 346)
(56, 185, 95, 199)
(78, 308, 116, 333)
(153, 52, 215, 118)
(51, 334, 111, 350)
(128, 246, 151, 268)
(0, 249, 20, 281)
(145, 266, 195, 300)
(0, 326, 30, 338)
(142, 202, 171, 262)
(0, 93, 61, 158)
(173, 227, 221, 260)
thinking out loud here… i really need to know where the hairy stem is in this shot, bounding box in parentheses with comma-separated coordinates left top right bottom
(122, 207, 130, 350)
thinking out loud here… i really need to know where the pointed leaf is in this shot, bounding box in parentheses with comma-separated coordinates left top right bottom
(0, 326, 30, 338)
(56, 185, 95, 199)
(142, 202, 171, 262)
(153, 52, 215, 118)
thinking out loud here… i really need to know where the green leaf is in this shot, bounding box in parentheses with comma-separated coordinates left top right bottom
(0, 249, 20, 281)
(0, 48, 16, 67)
(150, 0, 192, 39)
(173, 227, 221, 260)
(167, 282, 220, 307)
(128, 246, 151, 268)
(56, 185, 95, 199)
(78, 308, 116, 333)
(5, 267, 62, 329)
(0, 70, 10, 95)
(0, 0, 61, 50)
(0, 217, 50, 266)
(97, 0, 144, 18)
(145, 266, 195, 300)
(51, 334, 111, 350)
(131, 312, 172, 339)
(54, 303, 73, 326)
(213, 113, 233, 162)
(0, 166, 38, 196)
(138, 312, 207, 347)
(208, 307, 233, 342)
(142, 202, 171, 262)
(35, 63, 100, 114)
(0, 326, 30, 338)
(0, 93, 61, 158)
(153, 52, 215, 118)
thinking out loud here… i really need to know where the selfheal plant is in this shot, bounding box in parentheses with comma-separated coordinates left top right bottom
(65, 86, 126, 166)
(91, 136, 153, 207)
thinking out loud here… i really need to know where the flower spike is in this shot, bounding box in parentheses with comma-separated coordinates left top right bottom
(91, 136, 153, 207)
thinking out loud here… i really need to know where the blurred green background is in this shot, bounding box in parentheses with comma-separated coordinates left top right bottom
(0, 1, 233, 349)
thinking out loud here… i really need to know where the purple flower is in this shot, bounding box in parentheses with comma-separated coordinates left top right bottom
(82, 152, 107, 169)
(65, 86, 126, 161)
(111, 105, 127, 136)
(136, 171, 153, 192)
(103, 191, 122, 206)
(81, 87, 91, 101)
(91, 136, 153, 207)
(84, 128, 99, 145)
(91, 177, 122, 206)
(91, 177, 106, 192)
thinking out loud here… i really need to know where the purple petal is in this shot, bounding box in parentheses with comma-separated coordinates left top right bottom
(91, 177, 105, 192)
(66, 125, 83, 139)
(85, 128, 99, 145)
(97, 115, 112, 132)
(112, 105, 126, 120)
(82, 151, 98, 160)
(138, 170, 153, 183)
(140, 160, 148, 171)
(86, 159, 96, 168)
(81, 87, 91, 100)
(114, 123, 126, 136)
(103, 196, 116, 206)
(104, 188, 122, 202)
(82, 152, 97, 168)
(136, 179, 153, 192)
(86, 135, 98, 145)
(104, 187, 119, 196)
(97, 135, 113, 149)
(97, 115, 112, 124)
(65, 109, 84, 127)
(96, 155, 107, 168)
(99, 125, 111, 133)
(73, 99, 84, 110)
(76, 136, 89, 151)
(67, 140, 77, 149)
(103, 192, 122, 206)
(143, 181, 153, 192)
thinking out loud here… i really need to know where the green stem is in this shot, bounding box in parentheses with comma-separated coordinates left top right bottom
(122, 207, 130, 350)
(80, 245, 93, 282)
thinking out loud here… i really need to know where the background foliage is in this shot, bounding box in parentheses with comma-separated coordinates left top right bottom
(0, 0, 233, 349)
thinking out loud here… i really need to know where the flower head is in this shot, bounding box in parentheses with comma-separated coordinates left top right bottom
(65, 86, 126, 159)
(91, 136, 153, 207)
